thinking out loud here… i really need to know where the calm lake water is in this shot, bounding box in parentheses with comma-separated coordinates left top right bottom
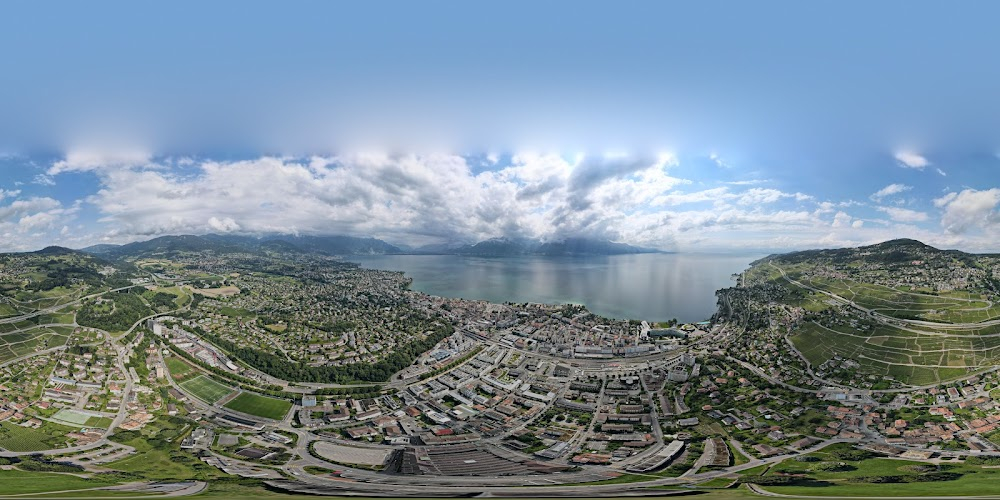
(351, 253, 760, 323)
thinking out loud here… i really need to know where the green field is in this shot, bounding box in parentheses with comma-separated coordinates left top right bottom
(754, 444, 1000, 497)
(85, 416, 115, 429)
(219, 306, 254, 318)
(0, 469, 121, 495)
(165, 356, 197, 381)
(153, 286, 191, 307)
(223, 392, 292, 420)
(106, 415, 229, 481)
(696, 477, 738, 488)
(179, 375, 234, 404)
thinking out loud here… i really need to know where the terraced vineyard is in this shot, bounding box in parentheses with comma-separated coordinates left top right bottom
(0, 326, 74, 364)
(741, 239, 1000, 386)
(0, 421, 76, 452)
(795, 275, 1000, 324)
(790, 320, 1000, 385)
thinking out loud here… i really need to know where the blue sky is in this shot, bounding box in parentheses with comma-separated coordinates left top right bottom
(1, 1, 1000, 252)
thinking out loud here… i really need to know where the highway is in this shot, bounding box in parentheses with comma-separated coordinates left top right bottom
(271, 436, 852, 496)
(0, 285, 141, 325)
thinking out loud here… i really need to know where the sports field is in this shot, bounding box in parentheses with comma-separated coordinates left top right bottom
(179, 375, 234, 404)
(50, 409, 94, 426)
(165, 356, 196, 381)
(223, 392, 292, 420)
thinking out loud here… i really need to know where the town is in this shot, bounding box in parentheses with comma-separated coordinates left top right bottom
(5, 239, 1000, 498)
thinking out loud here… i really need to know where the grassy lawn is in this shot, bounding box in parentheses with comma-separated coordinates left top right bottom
(757, 446, 1000, 497)
(194, 480, 313, 498)
(224, 392, 293, 420)
(166, 355, 198, 381)
(21, 491, 164, 498)
(153, 286, 191, 307)
(180, 374, 235, 404)
(697, 477, 738, 488)
(106, 446, 205, 481)
(561, 473, 658, 485)
(84, 416, 115, 428)
(106, 417, 226, 481)
(729, 441, 752, 466)
(0, 469, 120, 495)
(219, 306, 254, 318)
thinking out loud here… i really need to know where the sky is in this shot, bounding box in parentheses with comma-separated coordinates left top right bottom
(2, 1, 1000, 253)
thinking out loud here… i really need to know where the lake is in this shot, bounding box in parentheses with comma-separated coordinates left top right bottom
(350, 253, 760, 323)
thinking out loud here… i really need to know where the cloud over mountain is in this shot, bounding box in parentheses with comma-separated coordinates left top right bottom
(27, 152, 858, 251)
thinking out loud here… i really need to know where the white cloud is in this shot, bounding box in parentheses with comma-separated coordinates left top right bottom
(33, 174, 56, 186)
(207, 216, 241, 232)
(935, 168, 947, 177)
(935, 188, 1000, 234)
(0, 197, 61, 222)
(48, 150, 152, 175)
(0, 189, 20, 201)
(933, 192, 958, 208)
(34, 151, 1000, 253)
(831, 211, 852, 228)
(0, 197, 78, 250)
(709, 152, 730, 169)
(78, 154, 686, 246)
(875, 206, 929, 223)
(894, 151, 929, 169)
(58, 153, 845, 252)
(652, 187, 729, 207)
(870, 183, 911, 201)
(735, 188, 812, 205)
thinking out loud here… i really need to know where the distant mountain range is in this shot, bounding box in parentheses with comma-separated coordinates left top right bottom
(79, 234, 662, 258)
(413, 236, 660, 257)
(80, 234, 402, 258)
